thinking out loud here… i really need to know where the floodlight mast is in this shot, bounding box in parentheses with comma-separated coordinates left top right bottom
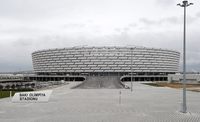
(131, 47, 133, 92)
(177, 0, 193, 113)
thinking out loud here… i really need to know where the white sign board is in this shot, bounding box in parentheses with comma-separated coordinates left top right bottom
(12, 90, 52, 103)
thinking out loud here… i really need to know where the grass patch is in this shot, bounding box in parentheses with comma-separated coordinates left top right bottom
(143, 82, 200, 92)
(142, 83, 164, 87)
(143, 82, 200, 88)
(188, 89, 200, 92)
(0, 88, 34, 99)
(0, 91, 16, 99)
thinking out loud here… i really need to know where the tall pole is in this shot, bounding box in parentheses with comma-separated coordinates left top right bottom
(182, 3, 187, 114)
(177, 0, 193, 113)
(131, 48, 133, 92)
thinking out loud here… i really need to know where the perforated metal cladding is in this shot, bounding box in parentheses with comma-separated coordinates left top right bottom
(32, 47, 180, 73)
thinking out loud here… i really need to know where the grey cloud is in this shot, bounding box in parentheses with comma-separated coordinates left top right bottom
(0, 44, 33, 72)
(0, 0, 124, 20)
(62, 23, 86, 29)
(103, 30, 182, 51)
(123, 27, 130, 32)
(155, 0, 175, 7)
(13, 38, 34, 47)
(161, 16, 179, 24)
(140, 16, 180, 26)
(0, 0, 80, 20)
(114, 27, 130, 33)
(140, 18, 158, 25)
(0, 1, 46, 19)
(196, 12, 200, 18)
(187, 16, 197, 24)
(114, 28, 121, 33)
(139, 15, 198, 28)
(0, 26, 40, 35)
(187, 64, 200, 72)
(114, 23, 138, 33)
(128, 23, 137, 28)
(0, 61, 32, 72)
(185, 50, 200, 72)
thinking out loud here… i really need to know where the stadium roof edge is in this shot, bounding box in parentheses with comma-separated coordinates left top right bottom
(32, 46, 180, 54)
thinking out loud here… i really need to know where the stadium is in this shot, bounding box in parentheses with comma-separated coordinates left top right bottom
(27, 46, 180, 87)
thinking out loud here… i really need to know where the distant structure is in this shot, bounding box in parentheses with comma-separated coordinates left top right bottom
(168, 74, 200, 83)
(27, 46, 180, 82)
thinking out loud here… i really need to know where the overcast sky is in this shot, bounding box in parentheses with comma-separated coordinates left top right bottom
(0, 0, 200, 72)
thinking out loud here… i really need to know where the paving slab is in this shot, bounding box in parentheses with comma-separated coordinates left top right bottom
(0, 82, 200, 122)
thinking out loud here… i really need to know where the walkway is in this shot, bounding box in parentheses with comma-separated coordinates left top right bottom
(0, 82, 200, 122)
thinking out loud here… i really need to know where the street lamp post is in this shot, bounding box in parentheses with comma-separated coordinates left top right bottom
(177, 0, 193, 113)
(131, 47, 133, 92)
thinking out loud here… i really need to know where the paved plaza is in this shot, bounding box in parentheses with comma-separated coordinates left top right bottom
(0, 82, 200, 122)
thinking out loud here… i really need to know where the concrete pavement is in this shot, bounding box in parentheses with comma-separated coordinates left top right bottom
(0, 82, 200, 122)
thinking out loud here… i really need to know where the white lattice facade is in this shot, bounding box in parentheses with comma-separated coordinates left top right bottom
(32, 47, 180, 75)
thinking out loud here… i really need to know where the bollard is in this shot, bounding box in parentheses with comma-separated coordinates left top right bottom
(119, 90, 121, 104)
(10, 91, 12, 100)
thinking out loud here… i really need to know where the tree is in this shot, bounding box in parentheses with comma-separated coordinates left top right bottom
(30, 83, 35, 88)
(16, 84, 21, 89)
(25, 83, 30, 88)
(5, 84, 10, 90)
(0, 84, 3, 90)
(11, 84, 15, 90)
